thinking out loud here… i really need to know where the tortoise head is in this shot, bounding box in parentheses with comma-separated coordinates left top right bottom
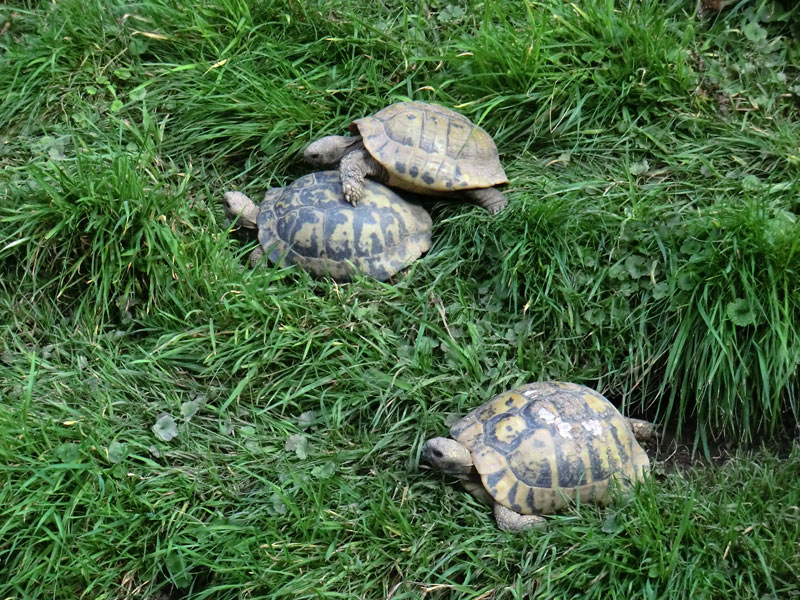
(421, 437, 473, 478)
(222, 191, 261, 229)
(303, 135, 362, 167)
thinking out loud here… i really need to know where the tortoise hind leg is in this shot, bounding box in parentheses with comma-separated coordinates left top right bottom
(339, 144, 387, 205)
(493, 503, 545, 533)
(463, 187, 507, 214)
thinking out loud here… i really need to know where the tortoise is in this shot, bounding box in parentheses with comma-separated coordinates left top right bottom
(421, 381, 656, 532)
(222, 171, 432, 282)
(304, 101, 509, 214)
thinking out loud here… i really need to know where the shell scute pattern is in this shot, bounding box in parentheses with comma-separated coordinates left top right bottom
(352, 102, 508, 193)
(450, 381, 647, 515)
(551, 433, 590, 488)
(289, 207, 323, 258)
(490, 414, 528, 447)
(508, 427, 556, 488)
(323, 209, 355, 261)
(256, 171, 432, 282)
(383, 110, 420, 147)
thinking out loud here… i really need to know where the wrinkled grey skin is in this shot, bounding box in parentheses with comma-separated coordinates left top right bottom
(304, 136, 386, 204)
(303, 135, 362, 170)
(420, 437, 473, 478)
(222, 190, 260, 229)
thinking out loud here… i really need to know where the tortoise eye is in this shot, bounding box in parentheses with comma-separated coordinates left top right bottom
(430, 448, 443, 458)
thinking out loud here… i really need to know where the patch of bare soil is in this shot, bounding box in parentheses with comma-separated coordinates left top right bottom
(639, 425, 733, 478)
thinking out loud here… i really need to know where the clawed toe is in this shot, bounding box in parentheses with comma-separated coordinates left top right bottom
(342, 185, 362, 206)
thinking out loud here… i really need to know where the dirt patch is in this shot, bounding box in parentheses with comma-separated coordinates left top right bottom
(640, 427, 732, 476)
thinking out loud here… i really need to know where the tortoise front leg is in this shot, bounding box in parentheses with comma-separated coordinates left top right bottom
(339, 145, 386, 205)
(249, 246, 266, 268)
(493, 503, 545, 532)
(463, 187, 507, 214)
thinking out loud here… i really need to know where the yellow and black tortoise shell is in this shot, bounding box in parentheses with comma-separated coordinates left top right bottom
(257, 171, 432, 282)
(450, 381, 649, 515)
(350, 101, 508, 195)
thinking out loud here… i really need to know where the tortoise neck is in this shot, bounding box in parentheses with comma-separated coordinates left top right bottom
(337, 135, 364, 159)
(242, 201, 260, 227)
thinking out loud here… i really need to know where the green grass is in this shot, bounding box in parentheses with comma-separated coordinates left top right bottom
(1, 0, 799, 597)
